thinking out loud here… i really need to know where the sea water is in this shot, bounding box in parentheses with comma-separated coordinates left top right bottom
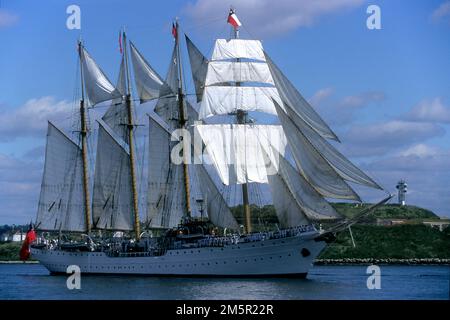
(0, 263, 448, 300)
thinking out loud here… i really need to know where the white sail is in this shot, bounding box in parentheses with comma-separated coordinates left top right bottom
(92, 122, 134, 231)
(185, 35, 208, 102)
(102, 56, 128, 142)
(129, 41, 167, 103)
(205, 61, 274, 86)
(154, 45, 180, 125)
(195, 124, 287, 185)
(268, 172, 310, 228)
(211, 39, 265, 61)
(80, 46, 120, 106)
(147, 114, 186, 228)
(283, 103, 382, 190)
(199, 86, 282, 119)
(269, 151, 341, 220)
(265, 52, 339, 141)
(196, 164, 239, 230)
(274, 101, 360, 200)
(36, 122, 86, 232)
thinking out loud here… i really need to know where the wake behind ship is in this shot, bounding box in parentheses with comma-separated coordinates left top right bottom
(30, 10, 388, 276)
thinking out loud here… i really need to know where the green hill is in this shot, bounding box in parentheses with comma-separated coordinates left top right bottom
(331, 203, 439, 220)
(319, 224, 450, 259)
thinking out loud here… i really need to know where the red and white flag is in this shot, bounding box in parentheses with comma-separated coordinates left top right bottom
(227, 9, 242, 29)
(119, 32, 123, 54)
(172, 22, 178, 40)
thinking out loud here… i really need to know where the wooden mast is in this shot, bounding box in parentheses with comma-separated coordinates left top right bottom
(78, 41, 92, 234)
(174, 20, 192, 217)
(122, 31, 141, 240)
(232, 15, 252, 234)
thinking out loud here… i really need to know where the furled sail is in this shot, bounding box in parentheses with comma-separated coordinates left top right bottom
(129, 41, 168, 103)
(274, 100, 360, 200)
(265, 52, 339, 141)
(92, 122, 134, 230)
(102, 56, 128, 142)
(185, 35, 208, 102)
(267, 149, 341, 220)
(147, 114, 186, 228)
(195, 124, 287, 185)
(36, 122, 86, 232)
(282, 102, 382, 190)
(80, 46, 120, 106)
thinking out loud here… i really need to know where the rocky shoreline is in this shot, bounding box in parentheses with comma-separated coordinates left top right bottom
(315, 258, 450, 265)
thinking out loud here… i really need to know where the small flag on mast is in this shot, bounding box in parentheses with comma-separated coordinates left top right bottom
(119, 32, 123, 54)
(227, 9, 242, 29)
(172, 22, 178, 40)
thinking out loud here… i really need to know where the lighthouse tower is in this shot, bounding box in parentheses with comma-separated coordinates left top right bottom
(396, 180, 407, 206)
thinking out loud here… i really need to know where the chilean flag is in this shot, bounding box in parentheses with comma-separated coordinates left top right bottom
(19, 224, 36, 261)
(227, 9, 242, 29)
(172, 22, 178, 40)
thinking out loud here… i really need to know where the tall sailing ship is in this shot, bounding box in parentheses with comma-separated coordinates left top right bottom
(30, 11, 390, 277)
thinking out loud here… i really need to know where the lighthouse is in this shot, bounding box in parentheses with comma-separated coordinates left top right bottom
(396, 180, 407, 206)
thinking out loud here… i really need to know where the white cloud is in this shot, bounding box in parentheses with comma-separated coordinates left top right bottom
(0, 153, 42, 224)
(183, 0, 364, 37)
(0, 96, 75, 142)
(313, 89, 386, 126)
(431, 1, 450, 22)
(0, 9, 18, 28)
(404, 97, 450, 123)
(309, 87, 334, 106)
(340, 120, 445, 157)
(338, 91, 385, 109)
(396, 144, 439, 158)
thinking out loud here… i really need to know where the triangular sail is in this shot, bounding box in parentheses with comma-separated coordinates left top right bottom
(265, 52, 339, 141)
(283, 103, 382, 190)
(274, 100, 360, 200)
(92, 122, 134, 231)
(154, 45, 179, 125)
(80, 46, 120, 106)
(102, 56, 128, 142)
(36, 122, 86, 232)
(268, 171, 310, 228)
(269, 150, 341, 220)
(147, 114, 186, 228)
(129, 41, 168, 103)
(185, 35, 208, 103)
(196, 164, 240, 230)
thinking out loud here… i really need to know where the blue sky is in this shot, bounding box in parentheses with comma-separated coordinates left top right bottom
(1, 0, 450, 224)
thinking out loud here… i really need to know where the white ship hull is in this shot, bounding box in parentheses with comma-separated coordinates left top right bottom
(31, 232, 326, 277)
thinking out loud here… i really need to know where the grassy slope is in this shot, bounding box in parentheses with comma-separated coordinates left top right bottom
(319, 224, 450, 259)
(331, 203, 439, 220)
(0, 242, 22, 261)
